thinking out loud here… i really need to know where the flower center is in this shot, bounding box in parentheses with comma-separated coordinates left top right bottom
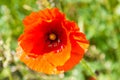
(49, 33, 57, 41)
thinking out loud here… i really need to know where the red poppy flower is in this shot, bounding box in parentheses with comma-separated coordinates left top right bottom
(16, 8, 89, 74)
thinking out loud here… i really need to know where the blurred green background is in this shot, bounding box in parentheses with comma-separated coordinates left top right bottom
(0, 0, 120, 80)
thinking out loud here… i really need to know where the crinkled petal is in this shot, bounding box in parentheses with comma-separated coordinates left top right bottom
(17, 39, 71, 74)
(17, 46, 61, 74)
(46, 41, 71, 67)
(57, 32, 89, 71)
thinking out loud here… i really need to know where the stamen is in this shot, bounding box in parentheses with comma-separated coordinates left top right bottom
(49, 33, 57, 40)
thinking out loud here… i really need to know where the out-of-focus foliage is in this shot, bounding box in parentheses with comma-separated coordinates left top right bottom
(0, 0, 120, 80)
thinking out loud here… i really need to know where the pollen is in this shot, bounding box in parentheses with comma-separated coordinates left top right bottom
(49, 33, 57, 41)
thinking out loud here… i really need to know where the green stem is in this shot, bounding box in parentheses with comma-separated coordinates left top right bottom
(81, 59, 95, 76)
(8, 67, 13, 80)
(8, 73, 13, 80)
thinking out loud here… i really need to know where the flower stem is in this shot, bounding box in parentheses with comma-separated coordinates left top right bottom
(81, 59, 95, 76)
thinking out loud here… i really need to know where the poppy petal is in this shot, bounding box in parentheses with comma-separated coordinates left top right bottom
(72, 32, 89, 50)
(57, 42, 84, 71)
(17, 42, 71, 74)
(57, 32, 89, 71)
(46, 41, 71, 67)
